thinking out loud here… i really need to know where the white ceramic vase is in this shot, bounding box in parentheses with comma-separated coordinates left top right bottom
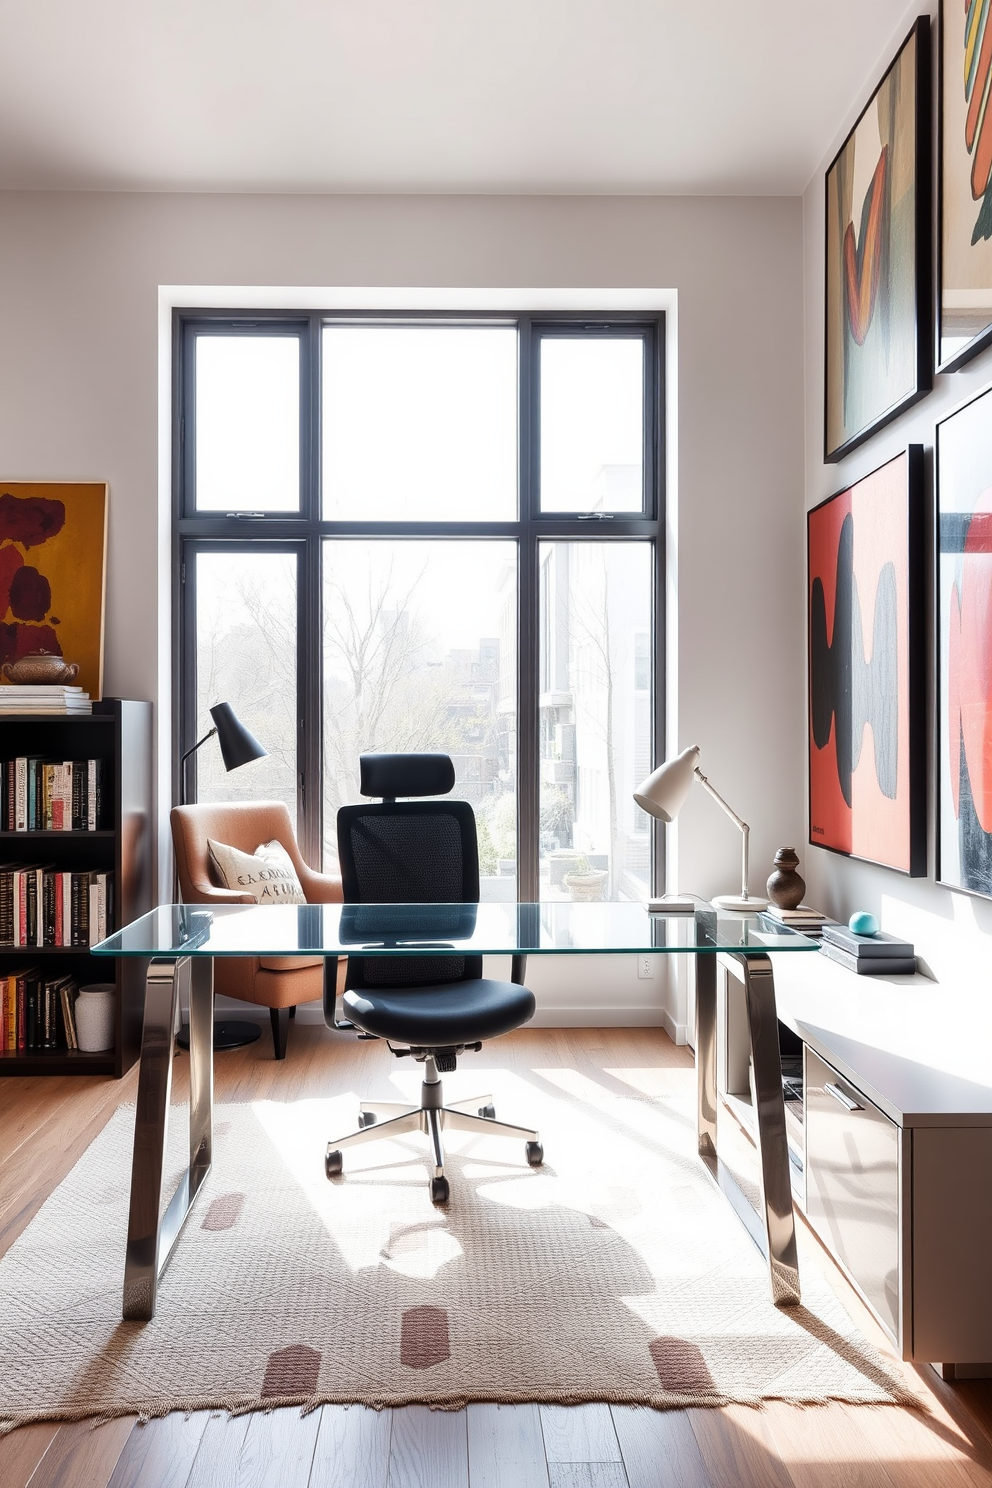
(75, 984, 116, 1052)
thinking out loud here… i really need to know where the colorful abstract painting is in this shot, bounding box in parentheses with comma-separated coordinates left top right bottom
(939, 1, 992, 367)
(825, 20, 930, 462)
(0, 483, 107, 699)
(937, 387, 992, 895)
(808, 450, 925, 875)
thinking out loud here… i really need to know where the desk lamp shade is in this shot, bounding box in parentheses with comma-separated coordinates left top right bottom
(633, 745, 700, 823)
(209, 703, 267, 772)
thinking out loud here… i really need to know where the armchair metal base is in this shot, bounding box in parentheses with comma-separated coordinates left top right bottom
(325, 1054, 543, 1204)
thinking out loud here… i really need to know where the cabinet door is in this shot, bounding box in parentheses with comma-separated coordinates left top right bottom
(805, 1049, 902, 1342)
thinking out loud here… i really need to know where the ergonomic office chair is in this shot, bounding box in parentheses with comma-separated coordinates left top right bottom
(323, 752, 543, 1204)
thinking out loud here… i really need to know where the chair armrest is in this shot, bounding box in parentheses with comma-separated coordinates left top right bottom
(184, 884, 256, 906)
(299, 867, 343, 905)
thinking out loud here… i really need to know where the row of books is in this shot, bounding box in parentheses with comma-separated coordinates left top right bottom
(0, 968, 82, 1052)
(1, 756, 107, 831)
(0, 866, 113, 947)
(0, 684, 91, 715)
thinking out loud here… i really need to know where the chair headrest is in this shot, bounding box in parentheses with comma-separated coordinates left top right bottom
(359, 752, 455, 800)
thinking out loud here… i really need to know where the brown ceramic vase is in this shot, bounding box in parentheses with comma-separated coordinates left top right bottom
(766, 847, 805, 909)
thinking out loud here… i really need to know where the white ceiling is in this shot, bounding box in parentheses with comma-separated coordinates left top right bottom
(0, 1, 912, 195)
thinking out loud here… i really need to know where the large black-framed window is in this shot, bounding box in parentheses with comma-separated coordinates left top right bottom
(175, 310, 666, 902)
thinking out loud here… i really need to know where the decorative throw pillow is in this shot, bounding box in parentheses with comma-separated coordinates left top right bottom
(207, 838, 306, 905)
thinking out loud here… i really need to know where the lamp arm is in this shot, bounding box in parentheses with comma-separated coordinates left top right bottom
(179, 726, 217, 807)
(694, 767, 752, 900)
(180, 727, 217, 771)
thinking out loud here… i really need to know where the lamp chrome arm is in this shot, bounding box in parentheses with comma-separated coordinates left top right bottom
(694, 767, 751, 902)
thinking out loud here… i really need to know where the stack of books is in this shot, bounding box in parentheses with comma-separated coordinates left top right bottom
(820, 922, 916, 975)
(762, 905, 830, 938)
(0, 685, 91, 714)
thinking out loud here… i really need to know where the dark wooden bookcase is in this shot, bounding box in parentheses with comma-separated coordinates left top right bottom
(0, 698, 152, 1077)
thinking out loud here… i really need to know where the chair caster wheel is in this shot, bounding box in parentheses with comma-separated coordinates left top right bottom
(325, 1149, 343, 1178)
(430, 1175, 450, 1205)
(479, 1104, 496, 1119)
(526, 1141, 544, 1167)
(358, 1111, 376, 1128)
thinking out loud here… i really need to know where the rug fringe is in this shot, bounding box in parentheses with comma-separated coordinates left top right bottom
(0, 1381, 924, 1435)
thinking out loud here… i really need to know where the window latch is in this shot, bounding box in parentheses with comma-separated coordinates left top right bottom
(577, 513, 615, 521)
(225, 512, 266, 519)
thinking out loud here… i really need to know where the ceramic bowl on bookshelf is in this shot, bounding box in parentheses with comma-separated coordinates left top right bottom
(75, 983, 115, 1051)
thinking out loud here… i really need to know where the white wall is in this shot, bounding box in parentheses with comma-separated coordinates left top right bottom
(0, 190, 806, 1031)
(803, 0, 992, 989)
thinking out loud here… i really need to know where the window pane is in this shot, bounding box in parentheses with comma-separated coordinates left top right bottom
(539, 542, 652, 901)
(195, 336, 300, 512)
(194, 550, 297, 812)
(539, 338, 644, 512)
(322, 326, 517, 521)
(323, 540, 517, 897)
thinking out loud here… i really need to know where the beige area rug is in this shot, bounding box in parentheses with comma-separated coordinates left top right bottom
(0, 1061, 916, 1429)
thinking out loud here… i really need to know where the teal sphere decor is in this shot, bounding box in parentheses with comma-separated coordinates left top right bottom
(849, 911, 879, 936)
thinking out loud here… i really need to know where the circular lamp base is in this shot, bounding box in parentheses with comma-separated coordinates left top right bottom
(177, 1020, 262, 1051)
(711, 894, 768, 914)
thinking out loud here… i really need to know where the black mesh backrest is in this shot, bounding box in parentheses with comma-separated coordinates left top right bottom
(337, 800, 482, 990)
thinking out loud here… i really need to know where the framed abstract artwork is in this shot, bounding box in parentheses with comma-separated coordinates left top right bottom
(808, 448, 925, 875)
(937, 385, 992, 895)
(0, 482, 108, 699)
(939, 1, 992, 370)
(824, 19, 931, 463)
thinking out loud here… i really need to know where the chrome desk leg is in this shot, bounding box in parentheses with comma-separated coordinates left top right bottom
(694, 942, 800, 1308)
(736, 952, 800, 1306)
(713, 952, 799, 1307)
(695, 942, 718, 1161)
(123, 956, 215, 1321)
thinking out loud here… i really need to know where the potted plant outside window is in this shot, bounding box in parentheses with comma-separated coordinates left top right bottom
(562, 855, 609, 901)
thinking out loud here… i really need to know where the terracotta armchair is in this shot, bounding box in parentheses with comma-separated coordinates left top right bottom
(170, 800, 344, 1059)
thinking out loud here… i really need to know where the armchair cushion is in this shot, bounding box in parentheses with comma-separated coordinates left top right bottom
(207, 838, 306, 905)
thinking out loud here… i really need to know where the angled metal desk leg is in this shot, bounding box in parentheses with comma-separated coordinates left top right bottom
(123, 955, 214, 1321)
(694, 938, 800, 1308)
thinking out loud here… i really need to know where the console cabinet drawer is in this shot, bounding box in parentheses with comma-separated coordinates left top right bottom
(804, 1050, 902, 1342)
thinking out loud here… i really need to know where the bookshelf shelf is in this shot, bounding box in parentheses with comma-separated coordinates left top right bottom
(0, 699, 152, 1079)
(0, 830, 116, 841)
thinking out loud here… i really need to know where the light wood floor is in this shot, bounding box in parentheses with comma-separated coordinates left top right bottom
(3, 1023, 992, 1488)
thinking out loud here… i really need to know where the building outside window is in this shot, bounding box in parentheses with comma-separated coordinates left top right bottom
(176, 313, 664, 903)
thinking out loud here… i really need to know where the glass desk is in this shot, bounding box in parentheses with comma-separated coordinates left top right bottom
(94, 902, 819, 1321)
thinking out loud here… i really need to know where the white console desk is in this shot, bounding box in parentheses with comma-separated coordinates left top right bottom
(726, 950, 992, 1378)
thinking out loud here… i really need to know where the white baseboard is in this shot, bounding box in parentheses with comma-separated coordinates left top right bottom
(211, 997, 670, 1031)
(661, 1006, 688, 1045)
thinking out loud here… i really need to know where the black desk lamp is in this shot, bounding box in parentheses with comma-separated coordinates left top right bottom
(177, 701, 269, 1051)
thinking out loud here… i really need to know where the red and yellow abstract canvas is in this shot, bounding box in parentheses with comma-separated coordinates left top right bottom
(0, 482, 107, 699)
(808, 450, 924, 875)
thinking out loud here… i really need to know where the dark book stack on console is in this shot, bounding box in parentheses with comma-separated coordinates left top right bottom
(820, 923, 916, 975)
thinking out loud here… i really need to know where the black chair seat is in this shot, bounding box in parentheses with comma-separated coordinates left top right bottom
(343, 978, 536, 1045)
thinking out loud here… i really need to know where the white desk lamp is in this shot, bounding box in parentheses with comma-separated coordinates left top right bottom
(634, 744, 767, 913)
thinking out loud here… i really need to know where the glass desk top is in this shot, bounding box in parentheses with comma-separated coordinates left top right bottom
(93, 902, 821, 958)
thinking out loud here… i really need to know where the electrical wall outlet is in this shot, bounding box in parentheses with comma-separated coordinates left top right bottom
(637, 954, 655, 979)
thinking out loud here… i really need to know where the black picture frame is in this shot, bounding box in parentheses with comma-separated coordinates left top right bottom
(936, 381, 992, 897)
(937, 0, 992, 372)
(824, 18, 932, 464)
(807, 447, 926, 876)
